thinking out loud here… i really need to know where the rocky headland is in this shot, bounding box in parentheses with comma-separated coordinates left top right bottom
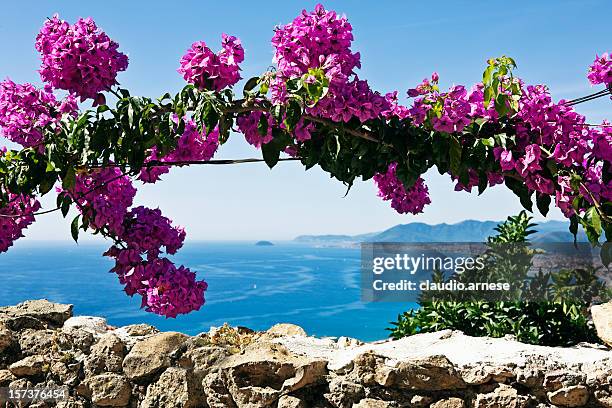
(0, 299, 610, 408)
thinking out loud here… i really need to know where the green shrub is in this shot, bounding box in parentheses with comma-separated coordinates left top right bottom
(388, 212, 610, 346)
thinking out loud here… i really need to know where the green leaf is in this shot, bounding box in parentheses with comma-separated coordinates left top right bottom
(243, 77, 259, 93)
(261, 142, 280, 168)
(257, 113, 269, 137)
(284, 99, 302, 131)
(585, 206, 602, 236)
(62, 168, 76, 190)
(480, 137, 495, 147)
(449, 137, 462, 176)
(60, 195, 72, 218)
(569, 215, 579, 244)
(536, 193, 551, 217)
(71, 215, 80, 243)
(505, 177, 533, 212)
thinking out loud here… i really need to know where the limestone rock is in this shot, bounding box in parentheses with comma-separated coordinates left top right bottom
(50, 360, 81, 387)
(543, 370, 585, 392)
(113, 324, 159, 349)
(63, 316, 108, 334)
(0, 323, 15, 353)
(0, 299, 72, 329)
(0, 369, 14, 386)
(409, 395, 433, 407)
(431, 398, 465, 408)
(394, 355, 466, 391)
(353, 398, 396, 407)
(219, 341, 327, 407)
(591, 301, 612, 347)
(9, 355, 47, 377)
(278, 395, 306, 408)
(122, 332, 188, 382)
(594, 390, 612, 408)
(179, 345, 230, 377)
(18, 329, 55, 356)
(325, 377, 365, 407)
(547, 385, 590, 407)
(58, 326, 95, 354)
(267, 323, 307, 337)
(141, 367, 202, 408)
(474, 384, 528, 408)
(85, 332, 126, 375)
(56, 398, 87, 408)
(202, 370, 237, 408)
(85, 373, 131, 407)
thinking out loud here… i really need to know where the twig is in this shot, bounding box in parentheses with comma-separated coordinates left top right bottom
(579, 182, 612, 224)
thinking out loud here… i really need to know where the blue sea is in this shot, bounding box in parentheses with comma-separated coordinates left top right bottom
(0, 242, 416, 341)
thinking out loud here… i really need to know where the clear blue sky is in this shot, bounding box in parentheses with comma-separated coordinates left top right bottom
(1, 1, 611, 241)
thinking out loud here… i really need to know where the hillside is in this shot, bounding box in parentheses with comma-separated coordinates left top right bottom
(294, 219, 587, 246)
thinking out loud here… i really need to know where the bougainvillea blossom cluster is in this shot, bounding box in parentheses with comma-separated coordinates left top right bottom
(103, 205, 207, 318)
(35, 15, 128, 100)
(268, 4, 389, 125)
(66, 167, 136, 234)
(587, 53, 612, 86)
(178, 34, 244, 92)
(0, 193, 41, 252)
(120, 206, 186, 259)
(373, 163, 431, 215)
(0, 80, 77, 148)
(139, 118, 220, 183)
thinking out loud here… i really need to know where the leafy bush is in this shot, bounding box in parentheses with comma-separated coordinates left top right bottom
(388, 212, 610, 346)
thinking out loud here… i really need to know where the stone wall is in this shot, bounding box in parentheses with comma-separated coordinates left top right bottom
(0, 300, 610, 408)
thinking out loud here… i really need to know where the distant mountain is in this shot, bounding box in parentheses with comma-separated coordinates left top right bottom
(370, 220, 499, 242)
(294, 219, 587, 246)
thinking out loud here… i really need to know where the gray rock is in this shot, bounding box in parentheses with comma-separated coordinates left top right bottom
(410, 395, 433, 407)
(85, 373, 131, 407)
(0, 323, 15, 353)
(277, 395, 306, 408)
(474, 384, 529, 408)
(431, 398, 465, 408)
(267, 323, 307, 337)
(547, 385, 590, 407)
(141, 367, 203, 408)
(9, 355, 47, 378)
(202, 370, 236, 408)
(58, 326, 95, 354)
(122, 332, 188, 382)
(0, 299, 72, 329)
(592, 301, 612, 347)
(18, 329, 55, 356)
(394, 355, 466, 391)
(85, 332, 126, 375)
(63, 316, 108, 334)
(113, 324, 159, 350)
(0, 369, 14, 386)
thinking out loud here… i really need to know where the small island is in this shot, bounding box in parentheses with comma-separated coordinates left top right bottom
(255, 240, 274, 246)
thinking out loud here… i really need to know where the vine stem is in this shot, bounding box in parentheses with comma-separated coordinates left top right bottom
(579, 182, 612, 224)
(221, 100, 382, 143)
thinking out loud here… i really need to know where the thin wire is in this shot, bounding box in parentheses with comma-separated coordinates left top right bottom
(564, 88, 612, 106)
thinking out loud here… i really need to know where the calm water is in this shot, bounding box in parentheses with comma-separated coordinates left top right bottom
(0, 241, 416, 341)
